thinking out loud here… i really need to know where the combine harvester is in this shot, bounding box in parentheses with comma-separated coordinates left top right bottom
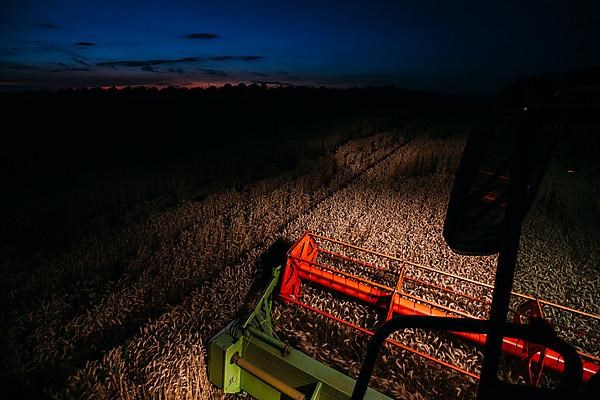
(209, 105, 600, 399)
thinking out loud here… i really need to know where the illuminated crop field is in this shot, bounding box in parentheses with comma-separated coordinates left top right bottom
(2, 121, 597, 399)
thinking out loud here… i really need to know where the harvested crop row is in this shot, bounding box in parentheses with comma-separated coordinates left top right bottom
(1, 131, 409, 397)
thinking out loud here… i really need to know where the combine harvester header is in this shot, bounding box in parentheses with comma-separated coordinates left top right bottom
(209, 232, 599, 399)
(280, 232, 599, 384)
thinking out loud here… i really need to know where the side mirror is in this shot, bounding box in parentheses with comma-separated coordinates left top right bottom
(443, 115, 551, 256)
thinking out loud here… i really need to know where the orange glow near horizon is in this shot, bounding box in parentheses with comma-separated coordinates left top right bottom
(96, 81, 232, 90)
(93, 80, 285, 91)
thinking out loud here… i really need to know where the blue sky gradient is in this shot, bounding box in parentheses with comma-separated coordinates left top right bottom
(1, 1, 599, 92)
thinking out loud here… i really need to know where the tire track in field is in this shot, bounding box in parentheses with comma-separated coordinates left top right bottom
(248, 132, 421, 256)
(60, 130, 424, 398)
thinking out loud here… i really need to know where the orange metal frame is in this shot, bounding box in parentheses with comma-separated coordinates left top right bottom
(279, 232, 600, 384)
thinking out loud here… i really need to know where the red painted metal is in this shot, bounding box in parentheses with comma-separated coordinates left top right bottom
(279, 232, 600, 384)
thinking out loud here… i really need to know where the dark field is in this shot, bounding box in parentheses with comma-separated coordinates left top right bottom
(1, 86, 481, 257)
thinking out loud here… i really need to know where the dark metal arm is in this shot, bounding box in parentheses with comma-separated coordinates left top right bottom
(350, 316, 582, 400)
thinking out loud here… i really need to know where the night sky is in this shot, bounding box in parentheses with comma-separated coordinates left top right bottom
(1, 0, 599, 93)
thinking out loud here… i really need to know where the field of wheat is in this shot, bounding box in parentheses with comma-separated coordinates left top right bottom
(1, 126, 598, 399)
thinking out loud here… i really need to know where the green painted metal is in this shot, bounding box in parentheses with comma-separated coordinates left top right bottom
(310, 382, 323, 400)
(208, 266, 392, 400)
(247, 326, 290, 355)
(240, 266, 280, 333)
(209, 321, 243, 393)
